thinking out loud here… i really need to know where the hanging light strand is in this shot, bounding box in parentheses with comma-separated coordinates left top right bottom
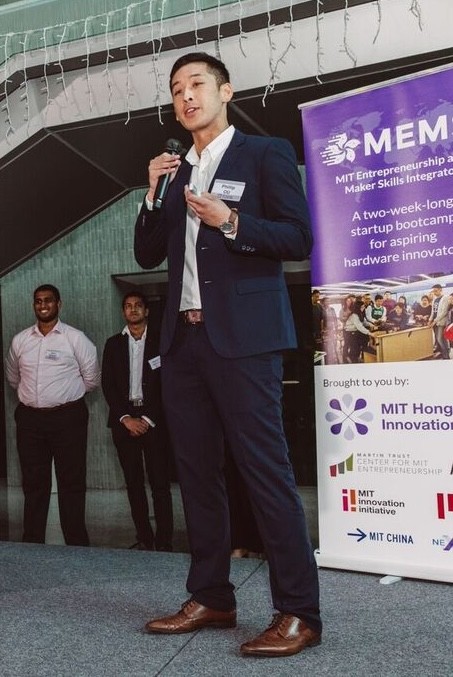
(20, 30, 31, 132)
(236, 0, 248, 57)
(315, 0, 325, 83)
(262, 0, 295, 107)
(410, 0, 423, 31)
(342, 0, 357, 68)
(373, 0, 382, 44)
(2, 33, 15, 138)
(102, 12, 115, 117)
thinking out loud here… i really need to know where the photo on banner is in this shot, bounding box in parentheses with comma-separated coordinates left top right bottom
(300, 63, 453, 583)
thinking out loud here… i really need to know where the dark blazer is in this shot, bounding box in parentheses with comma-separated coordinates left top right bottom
(134, 130, 312, 358)
(101, 325, 163, 428)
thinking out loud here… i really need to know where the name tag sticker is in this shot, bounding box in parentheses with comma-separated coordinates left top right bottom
(149, 355, 161, 370)
(45, 350, 61, 361)
(211, 180, 245, 202)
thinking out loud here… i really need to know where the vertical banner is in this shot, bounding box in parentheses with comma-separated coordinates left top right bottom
(300, 64, 453, 583)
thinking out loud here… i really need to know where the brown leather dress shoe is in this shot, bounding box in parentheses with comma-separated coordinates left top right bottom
(240, 613, 321, 657)
(144, 600, 237, 634)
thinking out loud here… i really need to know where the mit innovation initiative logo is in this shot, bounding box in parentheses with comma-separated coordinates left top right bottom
(325, 394, 373, 440)
(320, 133, 361, 165)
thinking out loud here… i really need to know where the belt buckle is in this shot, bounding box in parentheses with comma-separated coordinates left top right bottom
(184, 309, 203, 324)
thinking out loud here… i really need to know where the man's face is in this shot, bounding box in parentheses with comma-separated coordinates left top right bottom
(312, 292, 320, 305)
(363, 295, 371, 306)
(432, 287, 442, 297)
(375, 298, 383, 307)
(123, 296, 148, 326)
(33, 290, 60, 324)
(170, 62, 232, 134)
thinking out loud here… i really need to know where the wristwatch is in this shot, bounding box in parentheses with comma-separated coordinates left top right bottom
(219, 208, 238, 235)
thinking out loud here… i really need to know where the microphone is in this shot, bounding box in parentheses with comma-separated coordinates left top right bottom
(153, 138, 183, 209)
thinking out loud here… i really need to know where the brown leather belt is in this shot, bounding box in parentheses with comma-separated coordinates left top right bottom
(181, 309, 204, 324)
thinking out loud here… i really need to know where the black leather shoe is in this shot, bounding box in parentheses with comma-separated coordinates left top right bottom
(129, 541, 154, 551)
(144, 600, 237, 634)
(240, 614, 321, 657)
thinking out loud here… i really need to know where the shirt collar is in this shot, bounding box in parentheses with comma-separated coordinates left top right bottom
(33, 318, 63, 336)
(185, 125, 235, 167)
(122, 325, 147, 340)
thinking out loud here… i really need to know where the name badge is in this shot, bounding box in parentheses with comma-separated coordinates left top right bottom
(45, 350, 61, 361)
(211, 179, 245, 202)
(149, 355, 161, 370)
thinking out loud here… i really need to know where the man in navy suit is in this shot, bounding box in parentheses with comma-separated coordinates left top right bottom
(102, 292, 173, 551)
(134, 52, 321, 657)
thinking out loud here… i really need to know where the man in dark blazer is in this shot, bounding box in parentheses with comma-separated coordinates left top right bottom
(134, 52, 321, 657)
(102, 292, 173, 551)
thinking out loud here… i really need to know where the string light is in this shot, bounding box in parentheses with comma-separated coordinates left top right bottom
(123, 3, 138, 124)
(56, 23, 69, 100)
(262, 0, 295, 106)
(315, 0, 325, 83)
(410, 0, 423, 30)
(20, 31, 31, 132)
(82, 16, 94, 112)
(236, 0, 248, 57)
(192, 0, 203, 48)
(0, 0, 434, 141)
(2, 32, 14, 138)
(102, 12, 115, 117)
(373, 0, 382, 45)
(342, 0, 357, 68)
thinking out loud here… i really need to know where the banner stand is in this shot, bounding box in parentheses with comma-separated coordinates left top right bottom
(301, 63, 453, 584)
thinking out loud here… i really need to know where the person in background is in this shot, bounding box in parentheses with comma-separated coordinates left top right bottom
(387, 302, 410, 331)
(428, 283, 450, 359)
(382, 290, 396, 314)
(343, 298, 375, 363)
(311, 289, 324, 353)
(101, 292, 173, 552)
(365, 293, 387, 330)
(5, 284, 100, 546)
(339, 294, 355, 363)
(413, 294, 431, 326)
(320, 297, 339, 364)
(134, 51, 321, 657)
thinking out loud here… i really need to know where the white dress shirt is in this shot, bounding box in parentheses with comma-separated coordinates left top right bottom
(123, 325, 146, 402)
(180, 124, 235, 311)
(5, 320, 100, 408)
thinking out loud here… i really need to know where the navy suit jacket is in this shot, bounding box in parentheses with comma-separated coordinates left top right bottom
(134, 130, 312, 358)
(101, 326, 163, 428)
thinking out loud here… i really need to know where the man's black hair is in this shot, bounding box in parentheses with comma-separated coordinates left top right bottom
(122, 290, 148, 309)
(34, 284, 61, 302)
(170, 51, 230, 90)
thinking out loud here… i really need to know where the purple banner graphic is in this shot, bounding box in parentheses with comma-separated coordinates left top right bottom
(301, 66, 453, 286)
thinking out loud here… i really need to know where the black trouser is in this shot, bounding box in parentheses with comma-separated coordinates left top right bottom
(15, 399, 89, 546)
(111, 420, 173, 550)
(162, 321, 321, 633)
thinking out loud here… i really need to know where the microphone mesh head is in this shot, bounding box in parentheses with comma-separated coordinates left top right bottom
(166, 138, 183, 153)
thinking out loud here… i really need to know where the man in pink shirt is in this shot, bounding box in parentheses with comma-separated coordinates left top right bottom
(5, 284, 100, 545)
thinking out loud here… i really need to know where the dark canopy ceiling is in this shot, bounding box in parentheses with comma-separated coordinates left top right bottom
(1, 47, 453, 277)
